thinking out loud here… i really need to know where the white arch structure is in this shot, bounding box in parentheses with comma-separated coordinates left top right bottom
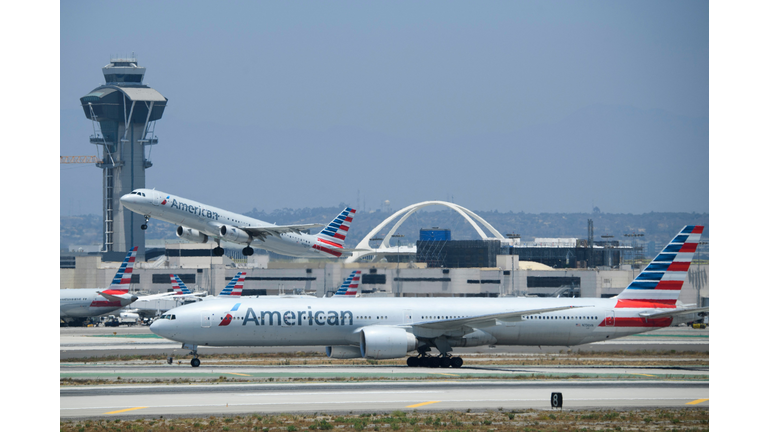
(345, 200, 506, 263)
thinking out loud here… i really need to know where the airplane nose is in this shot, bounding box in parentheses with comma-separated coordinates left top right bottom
(150, 319, 167, 337)
(120, 193, 137, 205)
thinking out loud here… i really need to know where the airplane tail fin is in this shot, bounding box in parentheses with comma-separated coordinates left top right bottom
(616, 225, 704, 308)
(104, 247, 138, 294)
(314, 207, 356, 257)
(220, 271, 246, 296)
(334, 270, 362, 296)
(170, 274, 193, 295)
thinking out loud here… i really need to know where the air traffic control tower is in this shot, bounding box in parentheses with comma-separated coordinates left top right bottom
(80, 56, 167, 260)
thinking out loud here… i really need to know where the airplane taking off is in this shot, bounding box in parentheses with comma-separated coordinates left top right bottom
(60, 247, 140, 326)
(151, 226, 709, 368)
(120, 189, 356, 258)
(334, 270, 362, 296)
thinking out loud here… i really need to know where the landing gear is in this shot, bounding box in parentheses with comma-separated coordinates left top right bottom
(406, 354, 463, 368)
(183, 343, 200, 367)
(243, 246, 254, 256)
(213, 241, 224, 257)
(141, 215, 150, 230)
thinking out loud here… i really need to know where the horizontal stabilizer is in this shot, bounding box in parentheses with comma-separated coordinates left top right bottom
(97, 291, 138, 303)
(638, 306, 709, 319)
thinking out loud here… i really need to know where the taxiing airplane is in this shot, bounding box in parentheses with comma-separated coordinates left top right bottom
(60, 247, 140, 326)
(150, 226, 709, 368)
(334, 270, 362, 296)
(120, 189, 356, 258)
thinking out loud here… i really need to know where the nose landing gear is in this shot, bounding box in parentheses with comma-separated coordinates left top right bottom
(182, 343, 201, 367)
(141, 215, 150, 230)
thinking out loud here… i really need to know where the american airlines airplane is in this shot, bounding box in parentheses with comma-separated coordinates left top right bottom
(334, 270, 362, 296)
(120, 189, 356, 258)
(60, 247, 139, 326)
(150, 226, 709, 368)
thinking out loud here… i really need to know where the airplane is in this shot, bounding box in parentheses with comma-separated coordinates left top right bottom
(169, 274, 206, 298)
(60, 247, 140, 326)
(150, 226, 709, 368)
(218, 271, 246, 297)
(120, 189, 356, 258)
(334, 270, 362, 296)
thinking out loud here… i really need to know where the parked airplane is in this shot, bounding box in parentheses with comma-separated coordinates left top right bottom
(334, 270, 362, 296)
(218, 272, 246, 297)
(169, 274, 206, 298)
(120, 189, 356, 258)
(150, 226, 709, 368)
(60, 247, 140, 326)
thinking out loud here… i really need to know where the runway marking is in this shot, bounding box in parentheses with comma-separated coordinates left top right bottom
(632, 373, 656, 377)
(227, 373, 251, 377)
(407, 401, 441, 408)
(431, 373, 460, 377)
(104, 407, 147, 414)
(686, 398, 709, 405)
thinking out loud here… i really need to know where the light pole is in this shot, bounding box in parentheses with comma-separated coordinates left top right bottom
(392, 234, 404, 297)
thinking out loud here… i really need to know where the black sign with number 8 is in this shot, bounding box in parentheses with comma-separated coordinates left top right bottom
(551, 392, 563, 408)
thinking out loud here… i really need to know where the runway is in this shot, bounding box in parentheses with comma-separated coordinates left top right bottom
(60, 380, 708, 419)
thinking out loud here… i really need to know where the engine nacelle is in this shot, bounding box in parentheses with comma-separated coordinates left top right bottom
(219, 225, 252, 243)
(176, 226, 209, 243)
(448, 329, 497, 348)
(325, 345, 363, 359)
(360, 326, 418, 359)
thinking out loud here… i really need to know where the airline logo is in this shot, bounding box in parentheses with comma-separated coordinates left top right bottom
(616, 225, 704, 309)
(220, 272, 246, 296)
(315, 208, 356, 257)
(335, 270, 362, 296)
(93, 247, 137, 307)
(219, 303, 242, 326)
(170, 274, 193, 295)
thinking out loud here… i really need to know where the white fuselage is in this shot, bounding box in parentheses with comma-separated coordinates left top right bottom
(150, 296, 673, 349)
(60, 289, 133, 320)
(120, 189, 324, 257)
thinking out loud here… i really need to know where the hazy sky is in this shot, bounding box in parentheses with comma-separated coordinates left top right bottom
(60, 1, 709, 215)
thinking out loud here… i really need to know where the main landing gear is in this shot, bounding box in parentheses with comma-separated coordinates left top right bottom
(406, 355, 463, 368)
(242, 246, 254, 256)
(213, 241, 224, 257)
(141, 215, 150, 230)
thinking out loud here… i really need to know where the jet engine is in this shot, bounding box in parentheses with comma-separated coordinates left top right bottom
(176, 226, 209, 243)
(219, 225, 252, 243)
(360, 326, 418, 359)
(325, 345, 363, 359)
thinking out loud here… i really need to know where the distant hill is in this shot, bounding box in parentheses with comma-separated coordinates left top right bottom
(61, 209, 708, 254)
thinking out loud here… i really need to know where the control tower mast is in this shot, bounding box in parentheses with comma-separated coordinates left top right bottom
(80, 56, 168, 259)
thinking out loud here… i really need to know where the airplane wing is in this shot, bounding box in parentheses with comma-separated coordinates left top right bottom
(412, 305, 593, 332)
(638, 306, 709, 319)
(239, 224, 326, 241)
(133, 292, 180, 302)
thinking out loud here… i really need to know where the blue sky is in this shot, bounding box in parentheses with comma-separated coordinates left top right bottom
(60, 1, 709, 215)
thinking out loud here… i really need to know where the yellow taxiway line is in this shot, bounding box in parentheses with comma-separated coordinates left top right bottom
(686, 398, 709, 405)
(407, 401, 441, 408)
(104, 407, 148, 415)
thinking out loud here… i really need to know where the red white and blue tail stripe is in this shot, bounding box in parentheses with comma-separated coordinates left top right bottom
(616, 225, 704, 308)
(314, 207, 356, 258)
(334, 270, 362, 296)
(170, 274, 194, 295)
(220, 271, 246, 296)
(104, 247, 138, 294)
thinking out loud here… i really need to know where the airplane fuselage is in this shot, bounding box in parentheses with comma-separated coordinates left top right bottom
(150, 296, 673, 349)
(121, 189, 331, 257)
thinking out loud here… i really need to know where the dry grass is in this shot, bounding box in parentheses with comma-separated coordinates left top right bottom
(60, 408, 709, 431)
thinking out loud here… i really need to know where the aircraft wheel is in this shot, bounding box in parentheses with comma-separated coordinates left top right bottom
(439, 357, 451, 368)
(406, 357, 419, 367)
(428, 357, 440, 368)
(450, 357, 463, 368)
(141, 224, 148, 230)
(213, 247, 225, 257)
(243, 247, 254, 256)
(191, 358, 201, 368)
